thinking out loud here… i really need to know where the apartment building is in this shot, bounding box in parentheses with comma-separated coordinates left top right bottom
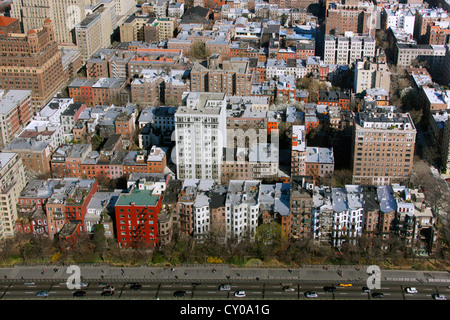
(354, 54, 391, 94)
(75, 4, 116, 63)
(68, 77, 128, 106)
(3, 120, 63, 177)
(323, 33, 376, 65)
(290, 176, 314, 240)
(0, 90, 33, 148)
(425, 21, 450, 45)
(190, 56, 253, 96)
(120, 14, 155, 42)
(0, 20, 66, 112)
(291, 125, 307, 176)
(325, 0, 377, 36)
(175, 92, 227, 182)
(331, 185, 364, 247)
(395, 43, 446, 79)
(15, 179, 58, 237)
(414, 7, 450, 43)
(50, 144, 92, 179)
(352, 111, 417, 186)
(137, 106, 177, 148)
(0, 152, 27, 240)
(130, 69, 188, 106)
(114, 187, 162, 248)
(225, 180, 261, 242)
(10, 0, 86, 44)
(45, 178, 98, 244)
(381, 6, 415, 36)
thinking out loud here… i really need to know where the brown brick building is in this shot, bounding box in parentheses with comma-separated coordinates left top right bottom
(190, 55, 253, 96)
(352, 111, 417, 186)
(0, 20, 66, 112)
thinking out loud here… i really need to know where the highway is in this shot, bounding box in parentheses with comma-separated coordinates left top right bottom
(0, 279, 449, 300)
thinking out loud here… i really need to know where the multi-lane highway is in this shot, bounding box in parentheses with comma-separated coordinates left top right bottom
(0, 279, 448, 300)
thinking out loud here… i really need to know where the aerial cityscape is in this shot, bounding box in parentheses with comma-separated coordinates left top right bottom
(0, 0, 449, 303)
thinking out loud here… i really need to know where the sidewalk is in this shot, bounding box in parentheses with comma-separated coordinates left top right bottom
(0, 265, 449, 284)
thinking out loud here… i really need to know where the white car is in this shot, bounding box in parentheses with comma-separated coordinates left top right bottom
(432, 294, 447, 300)
(305, 291, 318, 298)
(405, 287, 418, 294)
(219, 284, 231, 291)
(234, 291, 246, 298)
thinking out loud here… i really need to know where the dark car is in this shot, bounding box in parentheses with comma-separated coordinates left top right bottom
(73, 290, 86, 297)
(324, 286, 336, 292)
(101, 290, 114, 296)
(130, 284, 142, 291)
(362, 287, 370, 293)
(371, 292, 384, 298)
(174, 290, 187, 297)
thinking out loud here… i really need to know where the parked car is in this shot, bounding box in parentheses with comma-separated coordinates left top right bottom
(219, 284, 231, 291)
(73, 290, 86, 297)
(305, 291, 318, 298)
(432, 294, 447, 300)
(173, 290, 186, 297)
(283, 286, 295, 292)
(36, 291, 49, 297)
(323, 286, 336, 292)
(371, 292, 384, 298)
(130, 284, 142, 291)
(234, 291, 246, 298)
(405, 287, 418, 294)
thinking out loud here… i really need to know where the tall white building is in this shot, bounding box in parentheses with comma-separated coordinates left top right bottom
(175, 92, 227, 182)
(11, 0, 87, 44)
(0, 153, 27, 240)
(331, 186, 364, 247)
(75, 2, 117, 63)
(323, 33, 376, 65)
(383, 7, 416, 36)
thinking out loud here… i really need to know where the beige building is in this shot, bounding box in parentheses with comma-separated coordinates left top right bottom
(10, 0, 86, 45)
(354, 53, 391, 94)
(75, 4, 116, 63)
(0, 152, 27, 240)
(352, 111, 417, 186)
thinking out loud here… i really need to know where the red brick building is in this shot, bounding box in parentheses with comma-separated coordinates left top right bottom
(115, 189, 162, 248)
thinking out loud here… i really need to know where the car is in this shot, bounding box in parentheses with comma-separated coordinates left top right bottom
(219, 284, 231, 291)
(339, 283, 352, 287)
(234, 291, 246, 298)
(362, 287, 371, 293)
(305, 291, 318, 298)
(101, 290, 114, 296)
(405, 287, 418, 294)
(36, 291, 49, 297)
(173, 290, 187, 297)
(432, 294, 447, 300)
(79, 281, 89, 288)
(192, 282, 201, 287)
(130, 284, 142, 291)
(73, 290, 86, 297)
(283, 286, 295, 292)
(371, 292, 384, 298)
(324, 286, 336, 292)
